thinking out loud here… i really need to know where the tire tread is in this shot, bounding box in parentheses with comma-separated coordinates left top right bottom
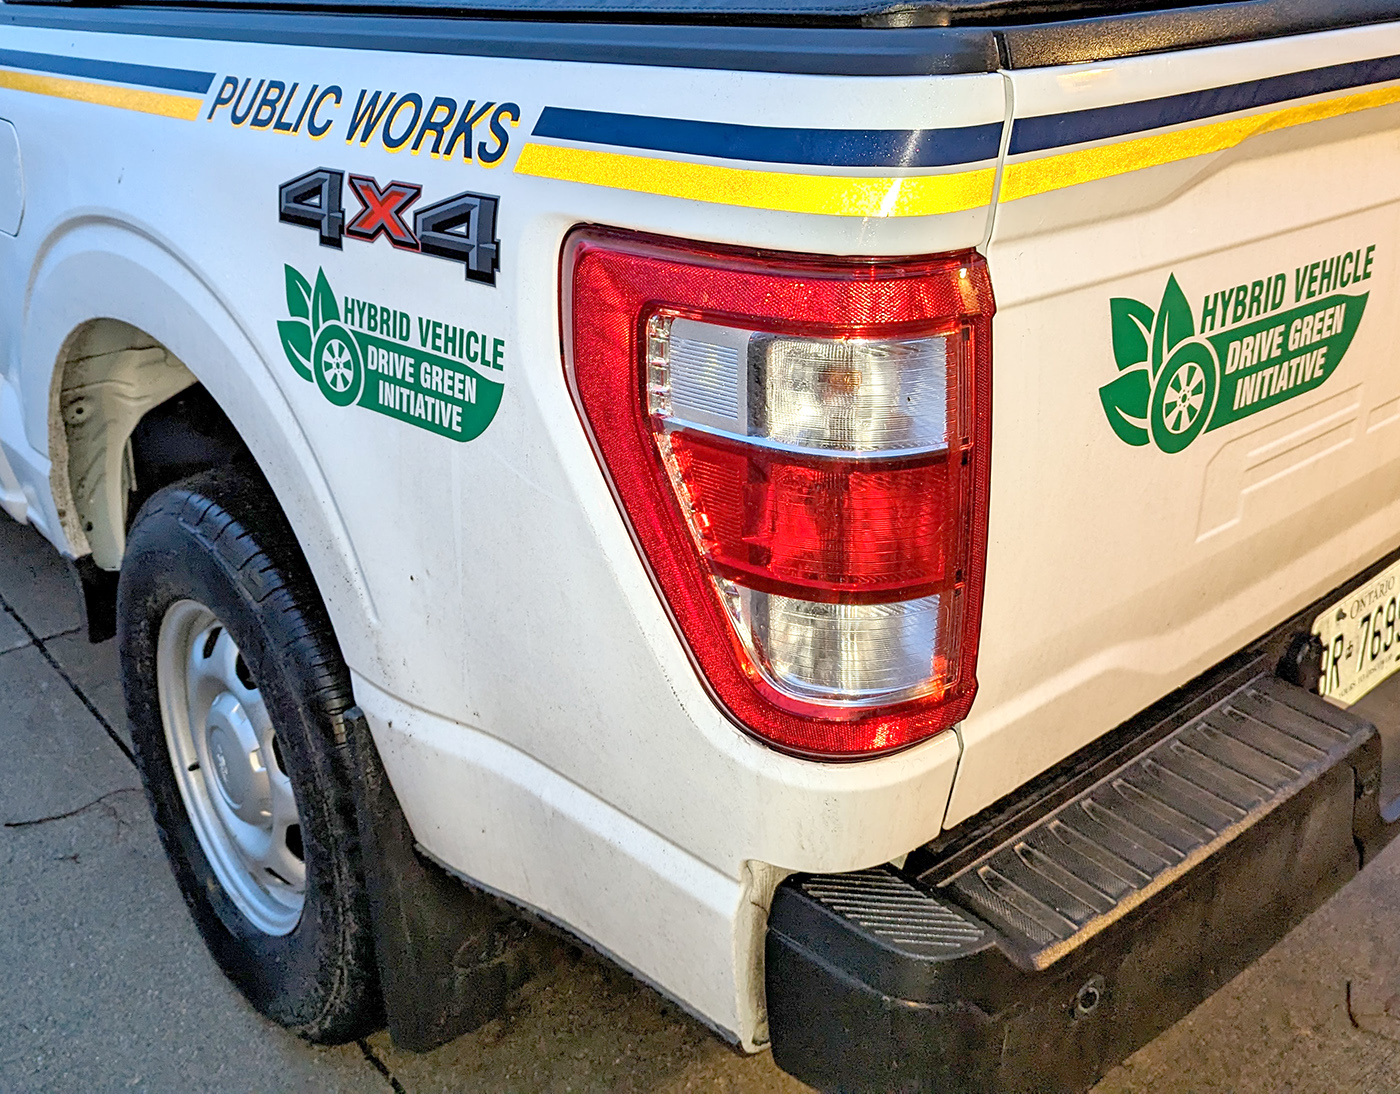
(120, 468, 380, 1043)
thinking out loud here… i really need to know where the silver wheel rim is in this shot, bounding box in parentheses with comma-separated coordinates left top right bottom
(157, 600, 306, 935)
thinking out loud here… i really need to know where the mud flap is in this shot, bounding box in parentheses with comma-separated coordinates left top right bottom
(339, 706, 540, 1052)
(68, 555, 118, 643)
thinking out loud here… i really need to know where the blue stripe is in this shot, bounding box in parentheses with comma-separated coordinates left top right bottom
(0, 47, 214, 95)
(1011, 53, 1400, 156)
(533, 106, 1002, 168)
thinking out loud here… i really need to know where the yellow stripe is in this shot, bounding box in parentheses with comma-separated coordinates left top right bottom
(515, 143, 995, 217)
(0, 68, 203, 120)
(1002, 82, 1400, 203)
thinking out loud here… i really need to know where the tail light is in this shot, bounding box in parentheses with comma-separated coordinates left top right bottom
(564, 228, 993, 758)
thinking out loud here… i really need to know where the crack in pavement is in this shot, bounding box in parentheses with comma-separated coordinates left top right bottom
(0, 562, 411, 1094)
(4, 787, 142, 829)
(0, 600, 133, 765)
(357, 1039, 408, 1094)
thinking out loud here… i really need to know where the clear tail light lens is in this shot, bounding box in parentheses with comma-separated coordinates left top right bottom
(565, 228, 993, 758)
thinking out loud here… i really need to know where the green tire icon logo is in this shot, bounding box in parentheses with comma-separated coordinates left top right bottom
(314, 324, 363, 408)
(1149, 341, 1218, 454)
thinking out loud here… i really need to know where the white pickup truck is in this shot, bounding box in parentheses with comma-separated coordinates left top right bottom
(2, 0, 1400, 1088)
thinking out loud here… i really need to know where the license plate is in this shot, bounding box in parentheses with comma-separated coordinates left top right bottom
(1315, 558, 1400, 704)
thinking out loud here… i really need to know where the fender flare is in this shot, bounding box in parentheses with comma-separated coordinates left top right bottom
(21, 213, 380, 657)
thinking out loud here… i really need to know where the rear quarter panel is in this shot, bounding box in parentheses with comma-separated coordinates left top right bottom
(0, 17, 1004, 1039)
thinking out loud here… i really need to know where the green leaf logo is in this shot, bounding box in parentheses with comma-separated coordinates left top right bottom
(285, 265, 312, 325)
(1102, 294, 1156, 446)
(279, 264, 316, 381)
(312, 268, 339, 331)
(1103, 279, 1216, 454)
(278, 319, 313, 381)
(1098, 369, 1150, 446)
(1109, 297, 1154, 370)
(1151, 274, 1194, 378)
(274, 260, 510, 444)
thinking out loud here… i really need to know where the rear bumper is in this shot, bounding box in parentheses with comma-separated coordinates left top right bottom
(767, 585, 1400, 1092)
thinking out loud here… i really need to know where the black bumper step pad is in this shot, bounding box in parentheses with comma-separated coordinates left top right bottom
(942, 675, 1363, 970)
(766, 673, 1390, 1094)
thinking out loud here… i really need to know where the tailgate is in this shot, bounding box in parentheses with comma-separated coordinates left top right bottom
(954, 21, 1400, 825)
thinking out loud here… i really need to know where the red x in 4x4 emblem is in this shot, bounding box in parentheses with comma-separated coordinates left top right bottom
(279, 167, 501, 284)
(345, 175, 422, 250)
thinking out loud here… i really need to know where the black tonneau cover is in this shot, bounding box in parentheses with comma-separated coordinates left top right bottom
(42, 0, 1216, 23)
(3, 0, 1400, 74)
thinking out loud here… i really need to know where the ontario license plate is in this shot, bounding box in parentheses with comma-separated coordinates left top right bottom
(1315, 559, 1400, 704)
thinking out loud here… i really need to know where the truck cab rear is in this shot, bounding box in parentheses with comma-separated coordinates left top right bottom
(1, 0, 1399, 1090)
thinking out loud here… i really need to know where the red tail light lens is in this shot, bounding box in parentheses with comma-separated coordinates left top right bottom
(664, 431, 953, 600)
(564, 228, 993, 758)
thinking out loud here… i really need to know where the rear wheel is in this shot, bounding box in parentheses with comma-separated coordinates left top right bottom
(118, 469, 380, 1042)
(159, 598, 307, 935)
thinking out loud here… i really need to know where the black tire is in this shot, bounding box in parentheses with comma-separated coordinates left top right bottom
(117, 468, 381, 1042)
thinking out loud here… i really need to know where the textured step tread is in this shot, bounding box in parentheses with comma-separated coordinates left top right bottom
(793, 869, 988, 958)
(942, 674, 1371, 969)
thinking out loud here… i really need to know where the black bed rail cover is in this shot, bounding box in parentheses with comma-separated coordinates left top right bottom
(1, 0, 1399, 75)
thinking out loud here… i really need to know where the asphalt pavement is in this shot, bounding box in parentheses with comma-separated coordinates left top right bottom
(3, 510, 1400, 1093)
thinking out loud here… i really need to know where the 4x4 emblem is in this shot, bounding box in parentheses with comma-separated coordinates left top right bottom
(278, 168, 501, 285)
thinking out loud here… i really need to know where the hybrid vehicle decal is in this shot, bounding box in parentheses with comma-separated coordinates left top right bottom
(278, 169, 501, 285)
(210, 78, 519, 163)
(278, 264, 504, 442)
(1099, 245, 1375, 453)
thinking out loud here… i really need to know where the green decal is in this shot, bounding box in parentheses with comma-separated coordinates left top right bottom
(313, 322, 363, 407)
(1151, 274, 1195, 379)
(277, 264, 505, 442)
(1204, 295, 1366, 430)
(1099, 369, 1151, 446)
(1109, 297, 1154, 373)
(277, 319, 313, 381)
(1100, 244, 1376, 453)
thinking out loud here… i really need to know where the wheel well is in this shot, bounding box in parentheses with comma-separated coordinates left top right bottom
(127, 384, 256, 524)
(50, 318, 257, 639)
